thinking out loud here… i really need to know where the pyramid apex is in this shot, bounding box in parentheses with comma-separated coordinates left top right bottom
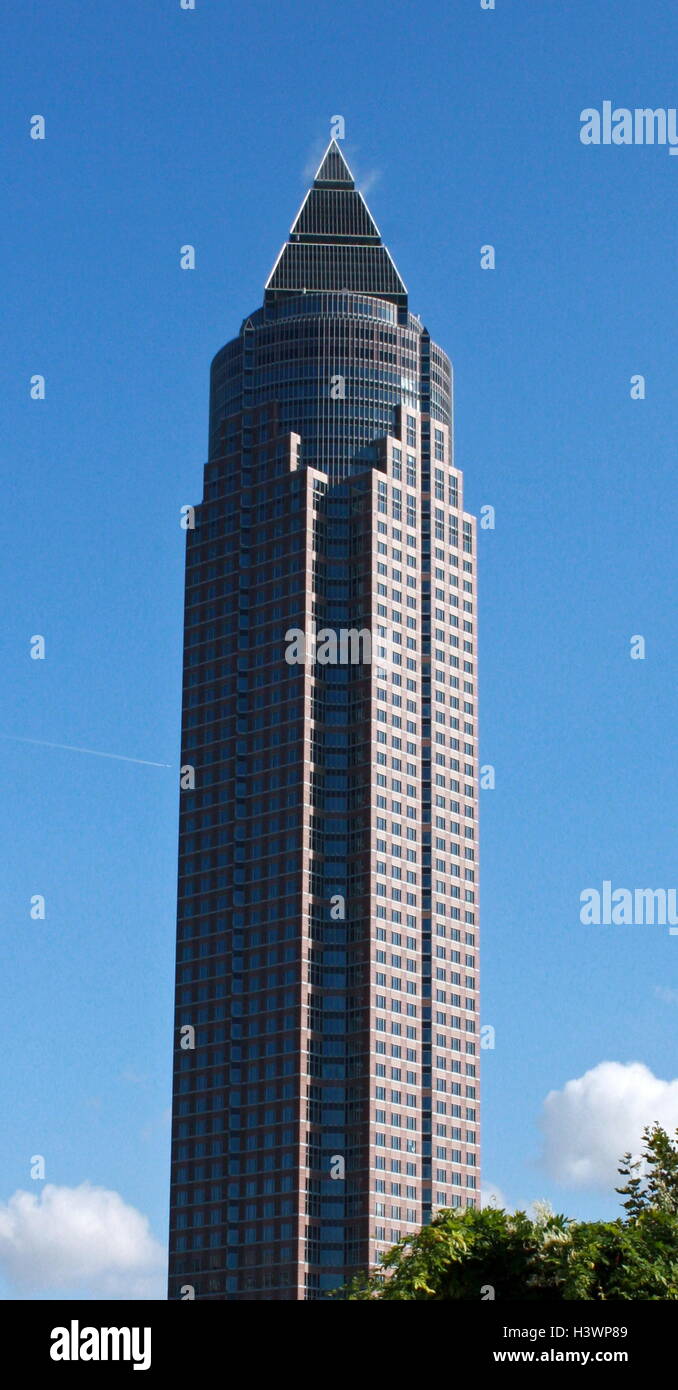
(314, 139, 355, 186)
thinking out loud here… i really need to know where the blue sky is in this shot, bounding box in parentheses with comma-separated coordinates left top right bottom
(1, 0, 677, 1296)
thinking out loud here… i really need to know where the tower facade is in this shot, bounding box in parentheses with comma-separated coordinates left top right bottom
(168, 140, 480, 1301)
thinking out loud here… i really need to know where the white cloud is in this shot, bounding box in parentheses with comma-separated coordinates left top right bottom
(655, 985, 678, 1005)
(0, 1183, 165, 1298)
(481, 1183, 507, 1210)
(303, 140, 329, 183)
(357, 169, 382, 198)
(540, 1061, 678, 1188)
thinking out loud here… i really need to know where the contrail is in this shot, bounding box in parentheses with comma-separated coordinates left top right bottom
(0, 733, 171, 768)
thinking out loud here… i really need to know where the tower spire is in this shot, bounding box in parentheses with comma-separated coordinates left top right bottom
(264, 139, 408, 310)
(313, 138, 355, 185)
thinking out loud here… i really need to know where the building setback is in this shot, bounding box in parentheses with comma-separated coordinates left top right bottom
(168, 139, 480, 1301)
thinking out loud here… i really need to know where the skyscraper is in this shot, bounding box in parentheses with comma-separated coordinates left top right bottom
(168, 138, 479, 1302)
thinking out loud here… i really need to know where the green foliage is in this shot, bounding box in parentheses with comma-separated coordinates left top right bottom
(617, 1123, 678, 1218)
(343, 1125, 678, 1300)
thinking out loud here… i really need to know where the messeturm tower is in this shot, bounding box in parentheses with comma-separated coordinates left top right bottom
(168, 138, 480, 1301)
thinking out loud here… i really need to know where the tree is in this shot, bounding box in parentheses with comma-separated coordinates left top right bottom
(617, 1124, 678, 1218)
(342, 1126, 678, 1300)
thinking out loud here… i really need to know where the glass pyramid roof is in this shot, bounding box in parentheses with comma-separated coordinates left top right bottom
(265, 140, 408, 309)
